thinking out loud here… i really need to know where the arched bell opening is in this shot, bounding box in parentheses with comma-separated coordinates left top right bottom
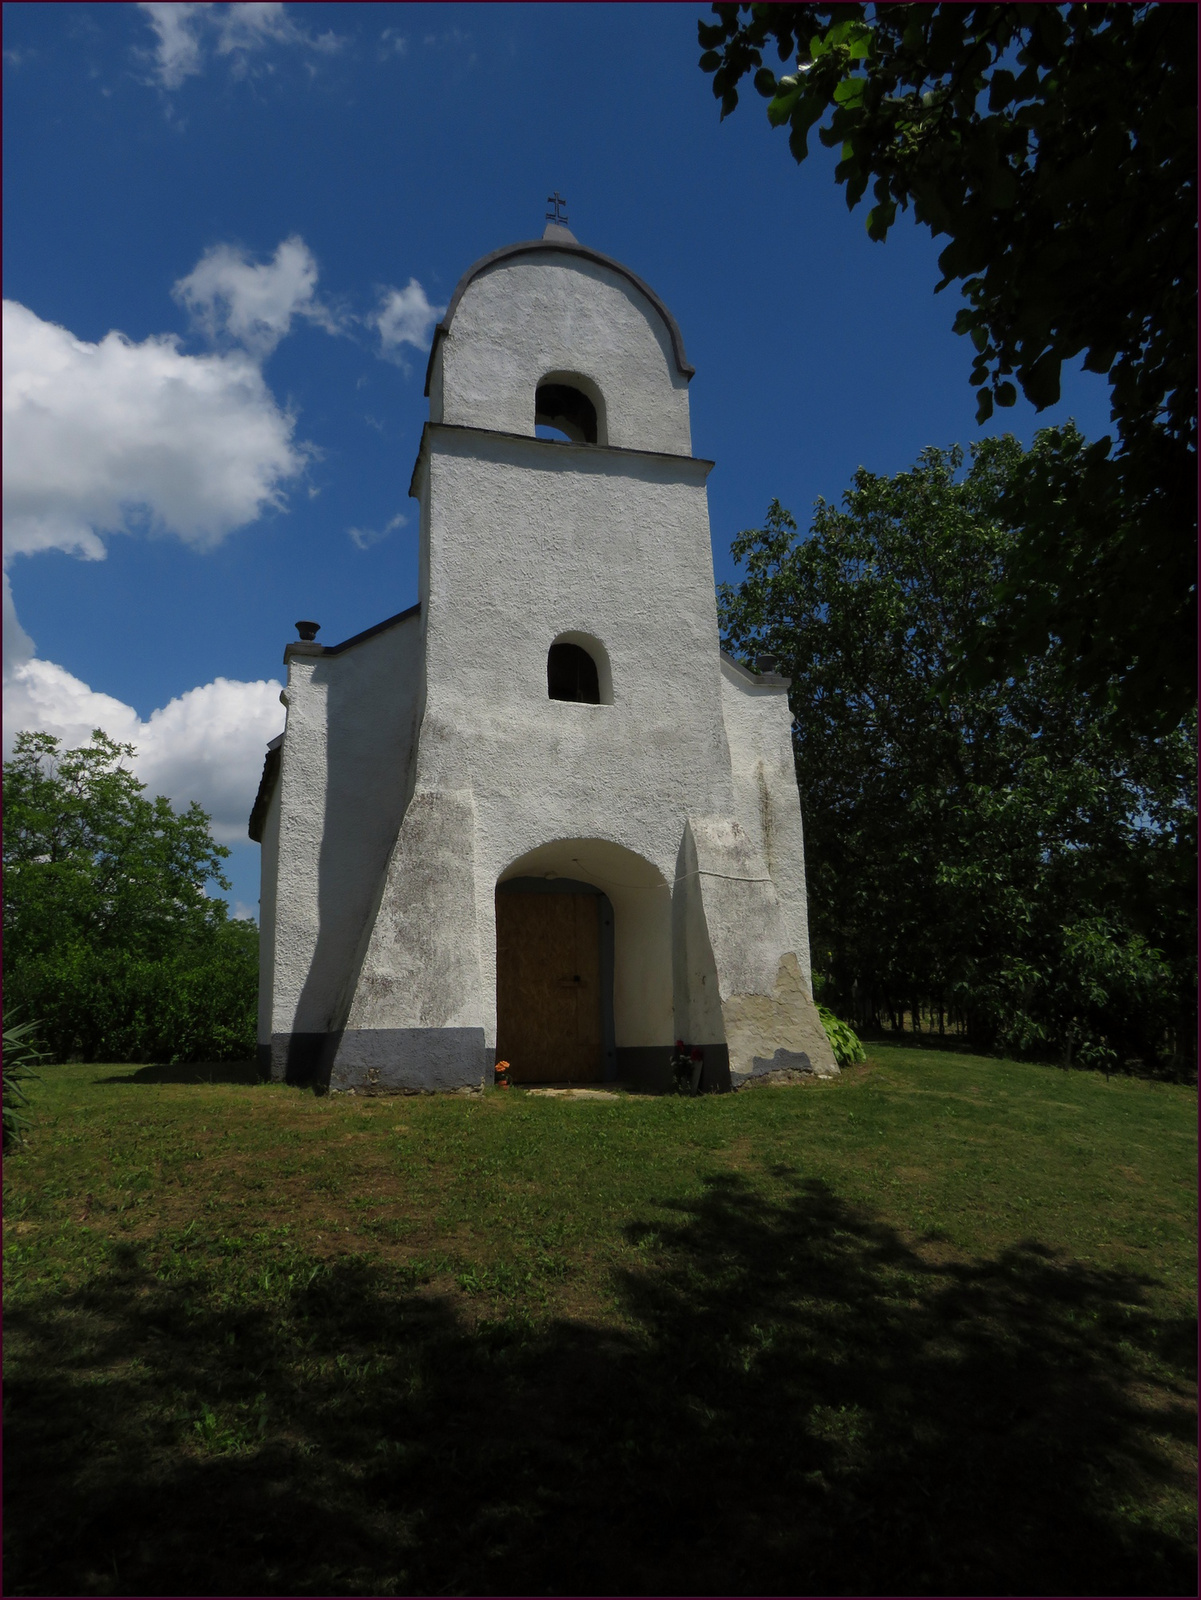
(494, 838, 671, 1086)
(534, 371, 607, 445)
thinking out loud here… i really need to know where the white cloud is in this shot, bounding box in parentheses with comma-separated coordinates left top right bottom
(2, 298, 307, 563)
(138, 2, 345, 89)
(3, 656, 285, 845)
(172, 236, 441, 372)
(138, 3, 207, 89)
(1, 245, 427, 872)
(379, 27, 407, 58)
(3, 292, 301, 846)
(173, 235, 341, 356)
(370, 279, 443, 365)
(3, 569, 37, 676)
(348, 511, 407, 550)
(212, 2, 344, 75)
(213, 2, 299, 53)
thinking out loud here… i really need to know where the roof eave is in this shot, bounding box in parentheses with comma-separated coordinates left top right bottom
(422, 238, 695, 397)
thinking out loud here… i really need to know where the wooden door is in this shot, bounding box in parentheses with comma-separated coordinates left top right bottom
(495, 892, 603, 1083)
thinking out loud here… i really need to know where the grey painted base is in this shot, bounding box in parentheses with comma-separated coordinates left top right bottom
(730, 1045, 840, 1090)
(263, 1029, 488, 1093)
(261, 1034, 739, 1095)
(615, 1046, 673, 1094)
(332, 1028, 489, 1093)
(616, 1044, 731, 1095)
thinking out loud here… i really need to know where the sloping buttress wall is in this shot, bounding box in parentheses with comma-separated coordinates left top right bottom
(265, 614, 423, 1081)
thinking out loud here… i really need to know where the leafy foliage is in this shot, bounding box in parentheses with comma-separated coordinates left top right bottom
(699, 2, 1197, 730)
(3, 1013, 47, 1151)
(3, 731, 257, 1064)
(817, 1004, 865, 1067)
(718, 432, 1196, 1071)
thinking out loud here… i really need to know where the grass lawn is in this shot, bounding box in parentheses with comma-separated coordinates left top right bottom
(4, 1044, 1196, 1597)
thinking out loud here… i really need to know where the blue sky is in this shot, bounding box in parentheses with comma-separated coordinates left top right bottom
(3, 2, 1113, 917)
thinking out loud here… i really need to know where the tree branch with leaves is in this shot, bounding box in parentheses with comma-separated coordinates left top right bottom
(700, 2, 1196, 731)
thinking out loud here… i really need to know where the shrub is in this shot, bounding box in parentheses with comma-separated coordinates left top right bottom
(3, 1013, 46, 1150)
(818, 1004, 865, 1068)
(6, 922, 258, 1065)
(4, 730, 258, 1064)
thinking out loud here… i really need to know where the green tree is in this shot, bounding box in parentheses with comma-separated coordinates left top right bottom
(700, 3, 1196, 731)
(3, 730, 258, 1064)
(718, 430, 1195, 1072)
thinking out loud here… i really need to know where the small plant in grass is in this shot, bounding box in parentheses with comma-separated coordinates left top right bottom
(494, 1060, 512, 1089)
(3, 1012, 46, 1150)
(818, 1005, 865, 1067)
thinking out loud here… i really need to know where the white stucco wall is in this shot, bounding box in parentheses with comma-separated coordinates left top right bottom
(719, 657, 814, 989)
(679, 814, 834, 1081)
(261, 237, 834, 1088)
(432, 254, 692, 455)
(400, 425, 736, 1050)
(266, 613, 423, 1050)
(672, 822, 726, 1047)
(256, 743, 282, 1051)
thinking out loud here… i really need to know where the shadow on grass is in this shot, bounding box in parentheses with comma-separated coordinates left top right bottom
(95, 1061, 262, 1087)
(4, 1173, 1195, 1597)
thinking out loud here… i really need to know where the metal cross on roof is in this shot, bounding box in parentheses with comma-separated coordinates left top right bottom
(545, 191, 569, 226)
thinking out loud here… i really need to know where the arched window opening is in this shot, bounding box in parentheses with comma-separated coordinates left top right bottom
(548, 641, 600, 704)
(535, 383, 598, 445)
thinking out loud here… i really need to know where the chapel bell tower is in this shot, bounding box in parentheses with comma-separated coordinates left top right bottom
(251, 216, 837, 1092)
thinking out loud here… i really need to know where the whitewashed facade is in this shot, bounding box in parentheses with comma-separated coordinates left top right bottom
(251, 225, 837, 1091)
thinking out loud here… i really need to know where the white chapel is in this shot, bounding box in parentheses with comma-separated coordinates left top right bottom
(250, 220, 837, 1092)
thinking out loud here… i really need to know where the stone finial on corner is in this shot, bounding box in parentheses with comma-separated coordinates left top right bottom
(284, 619, 325, 666)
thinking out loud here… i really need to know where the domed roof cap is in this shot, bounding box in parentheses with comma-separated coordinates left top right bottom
(424, 234, 695, 396)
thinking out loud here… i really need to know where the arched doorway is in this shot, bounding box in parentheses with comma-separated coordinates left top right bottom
(494, 838, 672, 1087)
(495, 877, 615, 1083)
